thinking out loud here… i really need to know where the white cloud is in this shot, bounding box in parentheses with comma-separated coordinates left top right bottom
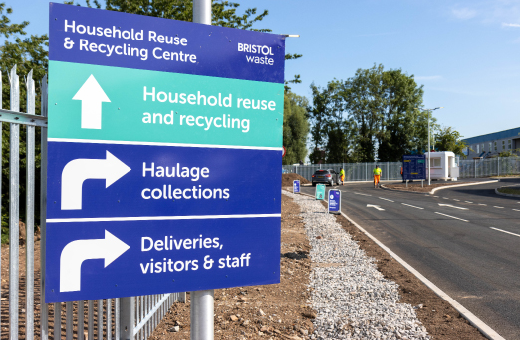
(449, 1, 520, 26)
(451, 7, 478, 20)
(415, 75, 443, 81)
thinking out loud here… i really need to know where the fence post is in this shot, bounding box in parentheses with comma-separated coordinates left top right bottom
(498, 157, 500, 176)
(40, 74, 49, 340)
(26, 70, 36, 340)
(474, 159, 476, 178)
(387, 162, 389, 180)
(365, 163, 368, 181)
(9, 65, 20, 340)
(120, 297, 135, 340)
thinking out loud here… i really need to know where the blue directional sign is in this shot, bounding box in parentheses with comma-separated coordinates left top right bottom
(315, 184, 326, 200)
(328, 189, 341, 214)
(402, 155, 426, 180)
(293, 180, 300, 194)
(47, 3, 285, 302)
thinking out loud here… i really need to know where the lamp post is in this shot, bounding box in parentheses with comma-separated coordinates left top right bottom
(415, 107, 443, 185)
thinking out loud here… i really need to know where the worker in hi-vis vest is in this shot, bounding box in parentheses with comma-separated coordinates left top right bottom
(340, 168, 345, 185)
(373, 165, 382, 188)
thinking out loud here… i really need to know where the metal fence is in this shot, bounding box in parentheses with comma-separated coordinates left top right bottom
(2, 66, 184, 340)
(284, 162, 403, 182)
(284, 157, 520, 182)
(459, 157, 520, 178)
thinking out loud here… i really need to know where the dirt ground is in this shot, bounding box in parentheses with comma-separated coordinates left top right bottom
(282, 173, 310, 187)
(383, 182, 478, 193)
(149, 194, 315, 340)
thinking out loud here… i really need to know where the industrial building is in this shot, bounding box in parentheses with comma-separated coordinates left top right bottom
(462, 127, 520, 158)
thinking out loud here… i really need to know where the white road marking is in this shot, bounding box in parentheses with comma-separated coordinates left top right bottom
(464, 201, 473, 204)
(478, 204, 487, 206)
(443, 197, 450, 200)
(434, 212, 469, 222)
(490, 227, 520, 238)
(513, 209, 520, 212)
(453, 199, 460, 201)
(401, 203, 424, 210)
(354, 192, 372, 197)
(433, 196, 439, 198)
(367, 204, 385, 211)
(438, 203, 468, 210)
(379, 197, 394, 202)
(493, 206, 504, 209)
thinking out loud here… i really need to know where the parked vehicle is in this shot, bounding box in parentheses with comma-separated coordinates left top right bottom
(312, 169, 338, 186)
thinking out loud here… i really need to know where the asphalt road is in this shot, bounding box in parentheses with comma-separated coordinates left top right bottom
(300, 179, 520, 339)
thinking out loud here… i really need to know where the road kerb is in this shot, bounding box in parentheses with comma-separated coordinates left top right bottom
(294, 190, 506, 340)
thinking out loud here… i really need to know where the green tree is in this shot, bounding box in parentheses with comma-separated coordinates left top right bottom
(376, 69, 424, 161)
(77, 0, 271, 31)
(0, 2, 49, 241)
(343, 65, 385, 162)
(434, 126, 467, 157)
(342, 64, 433, 161)
(308, 82, 330, 163)
(283, 91, 309, 165)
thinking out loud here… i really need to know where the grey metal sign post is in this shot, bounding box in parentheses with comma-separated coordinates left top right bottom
(191, 2, 214, 340)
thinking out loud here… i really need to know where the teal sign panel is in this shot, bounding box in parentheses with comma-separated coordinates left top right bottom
(48, 61, 284, 147)
(316, 184, 326, 200)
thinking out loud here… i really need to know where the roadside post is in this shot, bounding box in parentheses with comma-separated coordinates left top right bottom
(328, 189, 341, 214)
(316, 184, 326, 200)
(46, 2, 285, 332)
(293, 180, 300, 194)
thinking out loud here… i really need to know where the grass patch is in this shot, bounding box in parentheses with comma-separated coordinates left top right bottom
(497, 187, 520, 195)
(491, 174, 520, 178)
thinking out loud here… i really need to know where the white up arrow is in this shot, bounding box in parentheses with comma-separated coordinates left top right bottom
(73, 74, 111, 129)
(438, 203, 468, 210)
(367, 204, 385, 211)
(61, 151, 131, 210)
(60, 230, 130, 293)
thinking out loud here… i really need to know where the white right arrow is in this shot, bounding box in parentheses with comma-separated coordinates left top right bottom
(61, 151, 131, 210)
(73, 74, 111, 129)
(438, 203, 468, 210)
(60, 230, 130, 293)
(367, 204, 385, 211)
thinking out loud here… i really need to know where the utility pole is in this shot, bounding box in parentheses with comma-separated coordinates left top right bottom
(416, 107, 443, 186)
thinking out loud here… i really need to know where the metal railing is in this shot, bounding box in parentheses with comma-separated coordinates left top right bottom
(2, 66, 183, 340)
(284, 162, 403, 182)
(284, 157, 520, 181)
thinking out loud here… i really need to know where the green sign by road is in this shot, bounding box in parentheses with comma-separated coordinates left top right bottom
(316, 184, 326, 200)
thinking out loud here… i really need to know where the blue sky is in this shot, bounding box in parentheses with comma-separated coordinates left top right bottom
(7, 0, 520, 140)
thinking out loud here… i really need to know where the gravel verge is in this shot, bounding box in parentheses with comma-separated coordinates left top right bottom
(284, 191, 430, 340)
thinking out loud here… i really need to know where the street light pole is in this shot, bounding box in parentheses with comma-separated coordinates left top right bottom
(428, 109, 430, 185)
(416, 107, 443, 186)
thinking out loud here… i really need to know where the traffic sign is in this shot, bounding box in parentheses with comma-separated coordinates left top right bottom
(47, 3, 285, 303)
(315, 184, 325, 200)
(328, 189, 341, 214)
(293, 180, 300, 194)
(282, 146, 286, 158)
(402, 155, 426, 180)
